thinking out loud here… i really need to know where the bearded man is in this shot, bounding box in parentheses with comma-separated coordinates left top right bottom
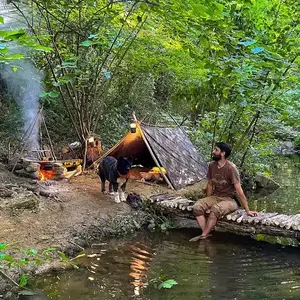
(189, 142, 258, 242)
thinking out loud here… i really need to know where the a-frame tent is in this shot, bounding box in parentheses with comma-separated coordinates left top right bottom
(100, 122, 208, 190)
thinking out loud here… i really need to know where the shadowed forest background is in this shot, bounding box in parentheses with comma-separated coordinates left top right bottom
(0, 0, 299, 175)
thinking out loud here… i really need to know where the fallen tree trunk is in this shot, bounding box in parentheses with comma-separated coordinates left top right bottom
(146, 193, 300, 242)
(172, 217, 300, 240)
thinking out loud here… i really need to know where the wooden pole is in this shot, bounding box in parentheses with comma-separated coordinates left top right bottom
(137, 122, 175, 190)
(41, 110, 57, 161)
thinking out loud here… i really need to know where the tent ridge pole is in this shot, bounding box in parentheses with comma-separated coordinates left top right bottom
(138, 123, 175, 190)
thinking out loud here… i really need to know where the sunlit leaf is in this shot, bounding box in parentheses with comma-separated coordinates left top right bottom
(88, 34, 97, 39)
(31, 45, 52, 52)
(0, 244, 7, 250)
(29, 249, 38, 255)
(72, 264, 79, 269)
(48, 91, 60, 98)
(158, 279, 178, 289)
(40, 92, 49, 98)
(81, 40, 92, 47)
(238, 40, 257, 46)
(104, 71, 111, 79)
(251, 47, 264, 54)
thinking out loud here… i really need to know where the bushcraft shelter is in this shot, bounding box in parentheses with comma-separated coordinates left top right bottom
(100, 122, 208, 190)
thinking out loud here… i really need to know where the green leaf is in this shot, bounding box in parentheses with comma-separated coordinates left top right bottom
(0, 254, 14, 263)
(58, 251, 69, 262)
(0, 53, 24, 61)
(0, 244, 7, 250)
(251, 46, 264, 54)
(42, 247, 57, 253)
(238, 40, 256, 46)
(19, 274, 30, 287)
(0, 29, 25, 40)
(71, 264, 79, 269)
(158, 279, 178, 289)
(31, 45, 52, 52)
(73, 253, 85, 260)
(81, 40, 93, 47)
(29, 249, 38, 255)
(40, 92, 49, 98)
(0, 16, 4, 24)
(12, 66, 18, 72)
(48, 91, 60, 98)
(88, 34, 97, 39)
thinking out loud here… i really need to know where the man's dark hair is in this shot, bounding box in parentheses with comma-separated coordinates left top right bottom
(216, 142, 232, 158)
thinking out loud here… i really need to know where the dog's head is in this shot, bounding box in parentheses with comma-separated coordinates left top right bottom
(117, 156, 133, 175)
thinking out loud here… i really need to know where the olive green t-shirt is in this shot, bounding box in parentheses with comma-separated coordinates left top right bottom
(207, 161, 240, 198)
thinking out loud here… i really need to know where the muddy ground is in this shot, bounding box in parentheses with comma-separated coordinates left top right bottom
(0, 162, 206, 298)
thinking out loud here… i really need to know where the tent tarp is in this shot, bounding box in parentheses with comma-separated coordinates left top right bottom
(102, 123, 208, 189)
(141, 124, 207, 189)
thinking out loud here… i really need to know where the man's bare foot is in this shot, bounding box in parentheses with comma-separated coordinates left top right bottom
(189, 234, 212, 242)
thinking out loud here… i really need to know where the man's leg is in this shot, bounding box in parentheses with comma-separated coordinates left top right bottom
(199, 198, 238, 240)
(189, 196, 217, 242)
(195, 215, 206, 232)
(200, 212, 218, 238)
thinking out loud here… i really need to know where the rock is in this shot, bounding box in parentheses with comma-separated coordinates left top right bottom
(15, 169, 39, 180)
(5, 193, 39, 210)
(52, 166, 66, 175)
(25, 163, 40, 173)
(255, 173, 280, 191)
(0, 186, 14, 197)
(126, 192, 142, 209)
(18, 290, 48, 300)
(6, 162, 23, 171)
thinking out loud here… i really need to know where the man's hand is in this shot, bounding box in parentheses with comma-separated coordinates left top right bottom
(246, 210, 258, 217)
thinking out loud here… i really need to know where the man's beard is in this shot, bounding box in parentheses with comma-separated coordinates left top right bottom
(212, 154, 221, 161)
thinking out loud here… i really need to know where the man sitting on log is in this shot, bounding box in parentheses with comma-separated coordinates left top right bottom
(190, 142, 258, 242)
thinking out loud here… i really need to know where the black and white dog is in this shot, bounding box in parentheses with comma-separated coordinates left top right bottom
(98, 156, 133, 203)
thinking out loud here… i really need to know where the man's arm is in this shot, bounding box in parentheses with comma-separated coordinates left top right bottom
(234, 182, 258, 216)
(206, 180, 213, 197)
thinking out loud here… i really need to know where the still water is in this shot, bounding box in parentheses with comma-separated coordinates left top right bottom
(35, 157, 300, 300)
(35, 230, 300, 300)
(248, 155, 300, 214)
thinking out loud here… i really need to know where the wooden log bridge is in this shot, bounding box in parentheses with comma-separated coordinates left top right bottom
(148, 193, 300, 241)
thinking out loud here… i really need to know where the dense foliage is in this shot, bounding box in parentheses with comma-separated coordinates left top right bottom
(1, 0, 299, 173)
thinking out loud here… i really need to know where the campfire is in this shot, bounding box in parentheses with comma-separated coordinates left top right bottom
(38, 169, 55, 181)
(10, 157, 83, 181)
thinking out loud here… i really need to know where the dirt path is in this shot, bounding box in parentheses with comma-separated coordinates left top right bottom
(0, 160, 205, 252)
(0, 164, 171, 252)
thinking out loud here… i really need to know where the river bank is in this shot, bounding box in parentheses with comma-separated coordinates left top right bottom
(0, 162, 206, 299)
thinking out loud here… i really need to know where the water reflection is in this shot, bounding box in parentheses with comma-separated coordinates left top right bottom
(34, 231, 300, 300)
(129, 243, 153, 296)
(248, 156, 300, 214)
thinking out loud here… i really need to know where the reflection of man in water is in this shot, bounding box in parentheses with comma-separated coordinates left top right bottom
(190, 142, 258, 242)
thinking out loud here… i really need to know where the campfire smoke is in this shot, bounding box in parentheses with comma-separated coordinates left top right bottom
(0, 2, 44, 158)
(1, 56, 44, 158)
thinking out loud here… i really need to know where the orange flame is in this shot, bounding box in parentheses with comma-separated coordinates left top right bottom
(38, 170, 55, 181)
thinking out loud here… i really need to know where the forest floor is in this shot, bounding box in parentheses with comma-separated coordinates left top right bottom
(0, 162, 205, 252)
(0, 163, 167, 252)
(0, 162, 206, 298)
